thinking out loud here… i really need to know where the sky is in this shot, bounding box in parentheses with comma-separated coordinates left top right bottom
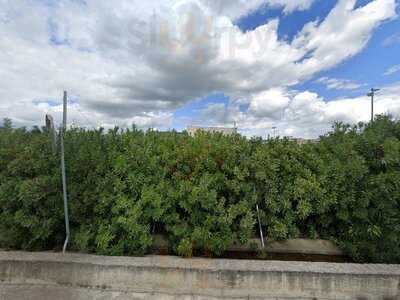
(0, 0, 399, 138)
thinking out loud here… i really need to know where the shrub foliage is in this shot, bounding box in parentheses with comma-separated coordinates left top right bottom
(1, 116, 400, 263)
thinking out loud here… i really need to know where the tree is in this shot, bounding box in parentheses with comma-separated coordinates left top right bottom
(1, 118, 12, 130)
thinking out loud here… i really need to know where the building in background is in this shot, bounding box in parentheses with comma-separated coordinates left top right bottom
(187, 126, 238, 136)
(286, 137, 320, 144)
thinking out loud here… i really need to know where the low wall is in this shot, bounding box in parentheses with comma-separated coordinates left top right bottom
(0, 251, 399, 300)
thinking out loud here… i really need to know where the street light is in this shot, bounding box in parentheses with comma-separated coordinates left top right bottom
(367, 88, 380, 122)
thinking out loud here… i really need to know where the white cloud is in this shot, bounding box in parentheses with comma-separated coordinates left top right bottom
(0, 0, 397, 131)
(383, 33, 400, 46)
(315, 77, 363, 90)
(0, 99, 173, 130)
(384, 64, 400, 76)
(249, 88, 291, 118)
(200, 0, 316, 19)
(197, 83, 400, 138)
(292, 0, 397, 75)
(197, 102, 243, 126)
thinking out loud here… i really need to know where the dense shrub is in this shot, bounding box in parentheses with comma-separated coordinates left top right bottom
(1, 116, 399, 263)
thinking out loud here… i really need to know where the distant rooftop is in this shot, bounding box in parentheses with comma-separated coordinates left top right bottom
(286, 137, 320, 144)
(187, 126, 238, 136)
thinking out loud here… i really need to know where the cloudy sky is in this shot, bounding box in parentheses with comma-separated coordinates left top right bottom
(0, 0, 399, 138)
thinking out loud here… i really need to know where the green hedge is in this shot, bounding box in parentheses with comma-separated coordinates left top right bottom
(1, 116, 400, 263)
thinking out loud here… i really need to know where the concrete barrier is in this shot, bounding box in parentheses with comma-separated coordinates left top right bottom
(0, 251, 399, 300)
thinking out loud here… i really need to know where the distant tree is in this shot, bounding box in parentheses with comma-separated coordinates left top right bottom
(1, 118, 12, 129)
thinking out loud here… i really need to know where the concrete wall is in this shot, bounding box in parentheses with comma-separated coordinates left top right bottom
(0, 251, 399, 300)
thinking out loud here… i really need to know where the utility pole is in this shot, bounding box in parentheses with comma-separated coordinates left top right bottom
(45, 114, 57, 153)
(272, 126, 278, 139)
(367, 88, 380, 122)
(60, 91, 70, 253)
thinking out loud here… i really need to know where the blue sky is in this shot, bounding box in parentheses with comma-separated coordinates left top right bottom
(172, 0, 400, 133)
(1, 0, 400, 137)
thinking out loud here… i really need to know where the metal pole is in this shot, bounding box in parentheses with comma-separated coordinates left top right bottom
(371, 89, 374, 123)
(256, 204, 265, 248)
(63, 91, 67, 129)
(61, 91, 70, 253)
(367, 88, 380, 123)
